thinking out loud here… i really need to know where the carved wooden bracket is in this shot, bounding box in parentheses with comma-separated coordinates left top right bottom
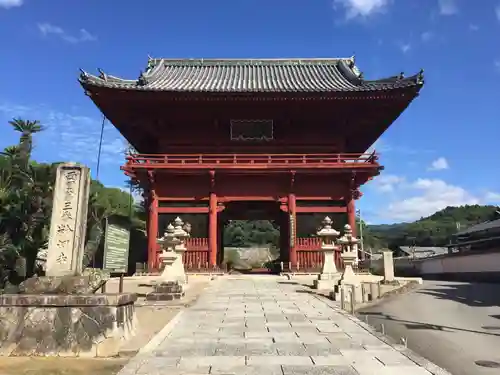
(209, 170, 216, 190)
(147, 170, 156, 184)
(349, 172, 362, 200)
(352, 189, 363, 200)
(147, 171, 157, 199)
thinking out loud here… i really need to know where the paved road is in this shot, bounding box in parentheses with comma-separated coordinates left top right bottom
(119, 276, 443, 375)
(357, 280, 500, 375)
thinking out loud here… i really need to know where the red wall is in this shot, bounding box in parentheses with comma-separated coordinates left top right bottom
(153, 173, 349, 200)
(136, 101, 351, 154)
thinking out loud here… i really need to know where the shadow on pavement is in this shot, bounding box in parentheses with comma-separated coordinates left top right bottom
(415, 282, 500, 307)
(358, 311, 500, 337)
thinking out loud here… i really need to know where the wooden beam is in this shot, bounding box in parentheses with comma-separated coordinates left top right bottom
(157, 197, 209, 201)
(218, 196, 278, 202)
(296, 197, 342, 201)
(295, 206, 347, 213)
(157, 207, 209, 213)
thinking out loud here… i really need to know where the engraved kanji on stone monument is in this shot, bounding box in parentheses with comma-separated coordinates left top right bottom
(46, 163, 91, 276)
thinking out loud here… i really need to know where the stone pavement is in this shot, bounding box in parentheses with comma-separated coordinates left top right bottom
(119, 277, 446, 375)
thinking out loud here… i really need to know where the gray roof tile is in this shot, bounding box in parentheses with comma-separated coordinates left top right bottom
(454, 218, 500, 236)
(79, 57, 424, 93)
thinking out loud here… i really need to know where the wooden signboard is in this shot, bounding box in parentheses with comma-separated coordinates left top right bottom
(289, 214, 296, 246)
(103, 216, 130, 274)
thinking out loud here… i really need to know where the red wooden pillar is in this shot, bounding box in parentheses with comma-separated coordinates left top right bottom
(347, 197, 357, 237)
(147, 195, 158, 272)
(209, 192, 218, 267)
(288, 193, 297, 268)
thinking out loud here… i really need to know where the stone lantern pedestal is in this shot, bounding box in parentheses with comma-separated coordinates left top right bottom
(340, 251, 360, 285)
(313, 217, 341, 290)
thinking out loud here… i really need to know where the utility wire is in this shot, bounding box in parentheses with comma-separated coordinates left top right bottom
(95, 114, 106, 180)
(92, 114, 106, 269)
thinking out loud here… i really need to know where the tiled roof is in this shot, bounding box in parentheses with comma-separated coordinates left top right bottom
(79, 57, 424, 93)
(454, 218, 500, 236)
(399, 246, 448, 258)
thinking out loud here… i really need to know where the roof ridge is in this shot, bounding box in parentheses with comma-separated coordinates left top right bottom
(150, 57, 353, 61)
(147, 57, 357, 70)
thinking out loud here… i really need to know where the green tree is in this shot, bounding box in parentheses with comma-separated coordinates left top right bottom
(0, 117, 143, 289)
(8, 118, 44, 172)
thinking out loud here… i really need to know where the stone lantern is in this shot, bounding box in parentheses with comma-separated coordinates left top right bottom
(337, 224, 360, 284)
(313, 216, 341, 290)
(156, 217, 189, 284)
(173, 217, 189, 252)
(328, 224, 363, 303)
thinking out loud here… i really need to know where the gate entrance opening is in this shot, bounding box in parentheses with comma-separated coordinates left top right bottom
(220, 201, 284, 273)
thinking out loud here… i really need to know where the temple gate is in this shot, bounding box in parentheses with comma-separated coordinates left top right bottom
(79, 57, 424, 272)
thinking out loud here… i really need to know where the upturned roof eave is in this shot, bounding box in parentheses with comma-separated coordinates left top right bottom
(78, 56, 424, 94)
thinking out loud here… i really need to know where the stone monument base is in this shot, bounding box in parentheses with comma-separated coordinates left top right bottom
(146, 281, 185, 301)
(381, 279, 401, 286)
(15, 269, 109, 295)
(329, 279, 363, 303)
(313, 274, 340, 290)
(0, 293, 137, 357)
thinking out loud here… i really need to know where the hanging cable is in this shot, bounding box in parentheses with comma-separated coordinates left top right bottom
(95, 114, 106, 180)
(92, 113, 106, 269)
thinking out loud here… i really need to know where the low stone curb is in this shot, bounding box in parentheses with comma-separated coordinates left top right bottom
(137, 309, 185, 354)
(314, 294, 453, 375)
(352, 281, 421, 311)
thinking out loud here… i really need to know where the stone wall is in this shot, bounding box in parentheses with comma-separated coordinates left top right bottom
(0, 293, 137, 357)
(370, 250, 500, 282)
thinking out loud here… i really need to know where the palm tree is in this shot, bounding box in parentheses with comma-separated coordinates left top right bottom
(8, 118, 44, 169)
(0, 145, 21, 159)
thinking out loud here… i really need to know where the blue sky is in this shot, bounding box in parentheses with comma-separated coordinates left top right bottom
(1, 0, 499, 224)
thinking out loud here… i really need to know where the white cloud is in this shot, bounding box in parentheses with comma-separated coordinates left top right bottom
(495, 5, 500, 22)
(428, 157, 449, 171)
(469, 24, 479, 31)
(438, 0, 458, 15)
(400, 43, 411, 54)
(366, 139, 434, 157)
(421, 31, 433, 42)
(485, 192, 500, 203)
(385, 178, 479, 221)
(371, 174, 405, 193)
(114, 186, 144, 204)
(495, 59, 500, 73)
(333, 0, 391, 19)
(0, 0, 22, 9)
(37, 23, 97, 44)
(366, 139, 392, 154)
(0, 102, 125, 170)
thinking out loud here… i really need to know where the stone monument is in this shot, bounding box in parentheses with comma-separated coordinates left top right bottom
(382, 250, 398, 285)
(17, 162, 109, 294)
(0, 163, 138, 357)
(313, 216, 341, 290)
(46, 163, 91, 277)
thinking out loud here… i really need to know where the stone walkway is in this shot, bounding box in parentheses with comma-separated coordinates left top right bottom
(119, 277, 444, 375)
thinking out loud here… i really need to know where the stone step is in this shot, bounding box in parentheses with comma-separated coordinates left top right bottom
(145, 292, 185, 301)
(154, 284, 183, 294)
